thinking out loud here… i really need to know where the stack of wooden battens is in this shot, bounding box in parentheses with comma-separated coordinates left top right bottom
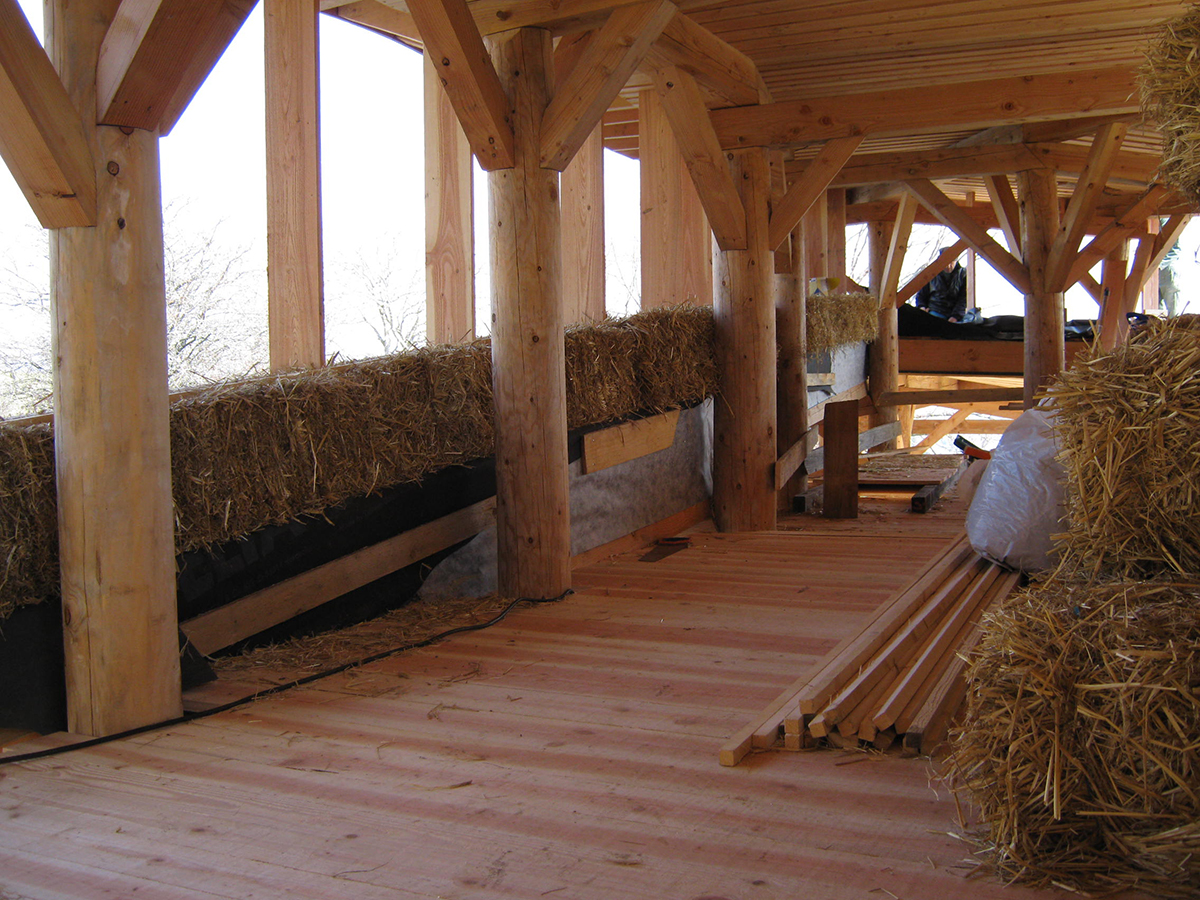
(720, 533, 1020, 765)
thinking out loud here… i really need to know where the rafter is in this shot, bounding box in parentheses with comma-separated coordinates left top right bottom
(0, 0, 96, 227)
(408, 0, 514, 170)
(829, 143, 1044, 188)
(648, 65, 746, 250)
(984, 174, 1021, 259)
(896, 239, 968, 307)
(768, 137, 861, 252)
(905, 178, 1030, 294)
(1045, 122, 1127, 291)
(97, 0, 256, 134)
(710, 67, 1140, 151)
(541, 0, 674, 171)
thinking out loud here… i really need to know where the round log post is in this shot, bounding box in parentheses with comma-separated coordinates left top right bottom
(1019, 169, 1065, 407)
(867, 219, 901, 449)
(47, 0, 181, 735)
(713, 148, 776, 532)
(488, 28, 571, 599)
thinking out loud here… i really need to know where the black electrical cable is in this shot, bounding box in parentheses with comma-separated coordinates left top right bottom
(0, 588, 574, 767)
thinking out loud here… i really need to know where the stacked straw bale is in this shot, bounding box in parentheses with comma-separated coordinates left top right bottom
(950, 316, 1200, 897)
(0, 306, 716, 620)
(806, 292, 880, 355)
(1141, 6, 1200, 204)
(1048, 316, 1200, 579)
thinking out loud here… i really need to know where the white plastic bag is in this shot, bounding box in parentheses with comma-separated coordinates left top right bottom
(965, 407, 1065, 571)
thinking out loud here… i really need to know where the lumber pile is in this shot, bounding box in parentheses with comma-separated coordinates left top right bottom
(719, 533, 1021, 765)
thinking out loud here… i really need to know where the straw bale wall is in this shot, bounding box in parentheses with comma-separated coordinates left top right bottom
(806, 292, 880, 355)
(1142, 6, 1200, 204)
(0, 306, 717, 620)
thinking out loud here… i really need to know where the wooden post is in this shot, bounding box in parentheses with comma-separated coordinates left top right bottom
(1143, 217, 1161, 312)
(265, 0, 324, 370)
(713, 148, 776, 532)
(867, 219, 900, 449)
(801, 192, 828, 284)
(561, 124, 606, 323)
(640, 88, 712, 308)
(823, 399, 859, 519)
(826, 188, 847, 282)
(1018, 169, 1064, 407)
(775, 246, 807, 508)
(424, 52, 475, 344)
(1098, 240, 1130, 350)
(488, 28, 571, 599)
(47, 0, 181, 736)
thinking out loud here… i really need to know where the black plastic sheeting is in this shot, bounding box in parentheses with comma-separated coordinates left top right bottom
(898, 304, 1096, 341)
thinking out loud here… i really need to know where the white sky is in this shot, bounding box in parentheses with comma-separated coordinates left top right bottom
(3, 0, 1198, 359)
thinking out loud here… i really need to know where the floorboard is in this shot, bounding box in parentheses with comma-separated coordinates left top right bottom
(0, 495, 1143, 899)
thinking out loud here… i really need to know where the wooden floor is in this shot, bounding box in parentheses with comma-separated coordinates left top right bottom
(0, 496, 1074, 899)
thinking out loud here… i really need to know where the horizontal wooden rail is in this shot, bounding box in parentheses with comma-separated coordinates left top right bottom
(181, 497, 497, 655)
(877, 387, 1024, 407)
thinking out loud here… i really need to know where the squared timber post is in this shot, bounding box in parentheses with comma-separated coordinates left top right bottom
(561, 124, 606, 324)
(265, 0, 324, 370)
(424, 52, 475, 344)
(47, 0, 181, 735)
(713, 147, 776, 532)
(867, 219, 900, 448)
(488, 28, 571, 599)
(1018, 169, 1064, 407)
(640, 88, 712, 308)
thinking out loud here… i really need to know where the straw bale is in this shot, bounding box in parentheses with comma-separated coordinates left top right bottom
(0, 307, 719, 617)
(1141, 6, 1200, 204)
(0, 422, 57, 620)
(806, 292, 880, 355)
(949, 577, 1200, 897)
(1045, 316, 1200, 579)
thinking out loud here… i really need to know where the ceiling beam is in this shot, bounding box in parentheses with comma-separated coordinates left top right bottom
(1045, 122, 1127, 290)
(828, 143, 1045, 188)
(904, 178, 1031, 294)
(97, 0, 257, 134)
(540, 0, 673, 171)
(768, 136, 862, 252)
(408, 0, 514, 170)
(1021, 113, 1138, 144)
(646, 10, 769, 109)
(327, 1, 421, 46)
(846, 200, 1000, 230)
(0, 0, 96, 227)
(710, 67, 1140, 150)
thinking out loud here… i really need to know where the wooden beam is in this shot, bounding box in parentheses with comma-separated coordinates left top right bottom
(878, 387, 1024, 407)
(913, 417, 1009, 436)
(97, 0, 256, 134)
(647, 9, 767, 108)
(582, 410, 679, 474)
(408, 0, 514, 170)
(879, 192, 917, 307)
(1026, 141, 1159, 188)
(709, 67, 1141, 151)
(48, 0, 179, 736)
(896, 239, 968, 307)
(265, 0, 324, 371)
(867, 219, 900, 450)
(425, 52, 475, 343)
(541, 0, 673, 170)
(713, 148, 775, 532)
(768, 136, 862, 252)
(1079, 271, 1103, 303)
(829, 143, 1044, 188)
(640, 88, 712, 308)
(489, 27, 570, 599)
(905, 178, 1031, 294)
(847, 199, 999, 230)
(1045, 122, 1127, 291)
(783, 421, 901, 482)
(330, 1, 420, 44)
(984, 174, 1021, 259)
(1098, 239, 1130, 350)
(649, 65, 746, 251)
(0, 0, 96, 227)
(827, 188, 846, 281)
(1123, 230, 1155, 311)
(1022, 113, 1138, 144)
(1063, 185, 1169, 289)
(1020, 168, 1064, 406)
(1143, 214, 1191, 291)
(182, 499, 497, 655)
(561, 122, 607, 324)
